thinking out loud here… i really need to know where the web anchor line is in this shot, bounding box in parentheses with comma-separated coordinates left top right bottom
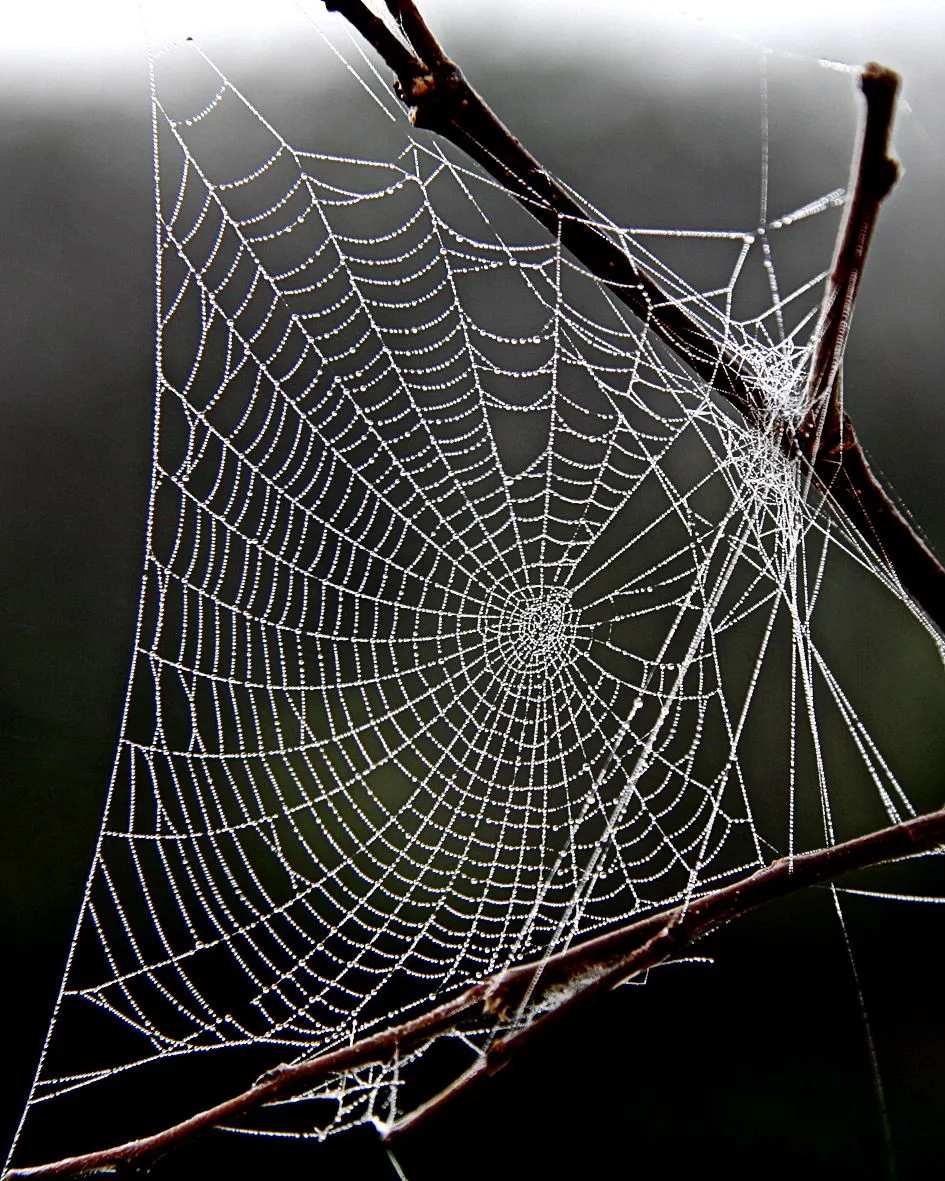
(6, 4, 945, 1176)
(6, 808, 945, 1179)
(330, 0, 945, 632)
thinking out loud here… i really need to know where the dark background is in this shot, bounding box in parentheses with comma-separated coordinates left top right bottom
(2, 5, 944, 1178)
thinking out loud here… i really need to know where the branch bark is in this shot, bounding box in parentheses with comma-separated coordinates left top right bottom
(797, 63, 945, 625)
(6, 808, 944, 1178)
(327, 1, 945, 631)
(386, 803, 945, 1137)
(6, 11, 945, 1179)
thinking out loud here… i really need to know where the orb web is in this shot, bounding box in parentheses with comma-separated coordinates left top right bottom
(10, 10, 942, 1157)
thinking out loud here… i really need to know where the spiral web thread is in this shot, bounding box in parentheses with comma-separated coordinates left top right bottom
(14, 14, 942, 1150)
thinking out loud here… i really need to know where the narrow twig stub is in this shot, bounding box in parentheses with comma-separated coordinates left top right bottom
(322, 2, 945, 629)
(790, 62, 945, 621)
(7, 10, 945, 1179)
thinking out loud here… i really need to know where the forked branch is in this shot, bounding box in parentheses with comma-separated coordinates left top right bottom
(796, 63, 945, 620)
(6, 807, 945, 1177)
(6, 10, 945, 1178)
(328, 1, 945, 630)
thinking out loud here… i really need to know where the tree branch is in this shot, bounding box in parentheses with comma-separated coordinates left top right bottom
(7, 13, 945, 1179)
(801, 63, 900, 424)
(323, 0, 423, 80)
(322, 2, 945, 631)
(330, 3, 764, 426)
(385, 803, 945, 1138)
(797, 63, 945, 624)
(6, 807, 944, 1178)
(383, 0, 448, 70)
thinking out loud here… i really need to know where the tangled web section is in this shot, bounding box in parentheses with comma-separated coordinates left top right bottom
(18, 20, 937, 1148)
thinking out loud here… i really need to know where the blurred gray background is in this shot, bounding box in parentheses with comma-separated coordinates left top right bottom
(2, 2, 944, 1177)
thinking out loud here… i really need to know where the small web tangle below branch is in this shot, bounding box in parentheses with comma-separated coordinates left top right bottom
(9, 8, 944, 1164)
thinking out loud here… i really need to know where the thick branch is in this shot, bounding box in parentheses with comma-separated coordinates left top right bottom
(7, 15, 945, 1181)
(7, 807, 944, 1178)
(387, 804, 945, 1136)
(324, 2, 945, 631)
(323, 0, 422, 79)
(351, 3, 764, 422)
(801, 64, 900, 421)
(383, 0, 448, 70)
(797, 64, 945, 622)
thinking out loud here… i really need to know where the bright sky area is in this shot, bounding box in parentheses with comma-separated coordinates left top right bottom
(3, 0, 943, 70)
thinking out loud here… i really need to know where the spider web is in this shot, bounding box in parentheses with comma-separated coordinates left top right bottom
(10, 8, 943, 1156)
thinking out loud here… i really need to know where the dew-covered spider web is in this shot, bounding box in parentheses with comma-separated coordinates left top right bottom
(11, 5, 945, 1161)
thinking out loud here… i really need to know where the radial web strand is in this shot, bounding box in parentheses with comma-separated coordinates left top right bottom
(11, 12, 944, 1157)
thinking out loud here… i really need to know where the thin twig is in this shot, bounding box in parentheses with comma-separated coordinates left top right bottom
(795, 64, 945, 620)
(323, 1, 945, 631)
(323, 0, 423, 80)
(365, 3, 765, 422)
(384, 0, 448, 70)
(8, 13, 945, 1179)
(7, 807, 944, 1177)
(801, 63, 900, 427)
(2, 988, 486, 1179)
(385, 804, 945, 1137)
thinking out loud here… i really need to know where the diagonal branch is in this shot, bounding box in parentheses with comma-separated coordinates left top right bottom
(6, 807, 944, 1178)
(7, 13, 944, 1180)
(797, 63, 945, 620)
(347, 3, 766, 423)
(324, 0, 423, 79)
(322, 1, 945, 631)
(383, 0, 448, 70)
(385, 803, 945, 1137)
